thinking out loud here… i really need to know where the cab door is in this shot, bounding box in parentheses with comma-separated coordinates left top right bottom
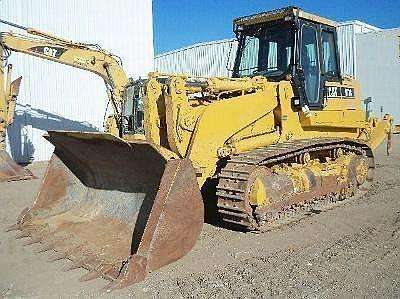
(300, 22, 322, 107)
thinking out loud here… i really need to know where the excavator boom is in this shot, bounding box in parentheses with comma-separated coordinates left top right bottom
(0, 18, 129, 119)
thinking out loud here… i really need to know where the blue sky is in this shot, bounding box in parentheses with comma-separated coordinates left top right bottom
(153, 0, 400, 54)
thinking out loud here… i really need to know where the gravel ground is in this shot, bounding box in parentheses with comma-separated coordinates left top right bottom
(0, 136, 399, 298)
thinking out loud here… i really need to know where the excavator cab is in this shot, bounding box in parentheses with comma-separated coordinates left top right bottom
(121, 79, 145, 135)
(232, 6, 342, 110)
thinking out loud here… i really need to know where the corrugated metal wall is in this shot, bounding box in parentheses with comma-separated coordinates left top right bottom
(155, 39, 238, 77)
(154, 21, 380, 79)
(356, 29, 400, 122)
(0, 0, 153, 162)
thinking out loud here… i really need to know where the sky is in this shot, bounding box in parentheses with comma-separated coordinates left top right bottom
(153, 0, 400, 54)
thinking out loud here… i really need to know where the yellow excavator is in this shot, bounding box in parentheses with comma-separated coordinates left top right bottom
(0, 19, 128, 181)
(9, 7, 393, 290)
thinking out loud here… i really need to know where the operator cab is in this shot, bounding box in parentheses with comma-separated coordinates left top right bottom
(122, 79, 145, 134)
(232, 6, 342, 110)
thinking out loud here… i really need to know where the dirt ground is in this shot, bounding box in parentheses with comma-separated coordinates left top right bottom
(1, 137, 399, 298)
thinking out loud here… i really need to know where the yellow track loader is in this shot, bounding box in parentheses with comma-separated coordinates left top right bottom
(0, 19, 128, 181)
(9, 7, 393, 290)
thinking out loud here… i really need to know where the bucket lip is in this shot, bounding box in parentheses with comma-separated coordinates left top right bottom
(0, 150, 36, 181)
(46, 130, 126, 143)
(45, 130, 179, 160)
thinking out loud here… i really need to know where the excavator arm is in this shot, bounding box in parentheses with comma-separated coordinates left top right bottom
(0, 18, 129, 128)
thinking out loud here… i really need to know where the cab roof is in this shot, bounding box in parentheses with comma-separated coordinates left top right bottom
(234, 6, 337, 28)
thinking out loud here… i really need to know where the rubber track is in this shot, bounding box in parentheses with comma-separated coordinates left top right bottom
(216, 138, 373, 231)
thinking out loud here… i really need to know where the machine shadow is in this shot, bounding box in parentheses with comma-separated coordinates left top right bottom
(7, 103, 98, 164)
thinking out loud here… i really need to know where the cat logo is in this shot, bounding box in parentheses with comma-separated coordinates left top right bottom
(326, 86, 355, 99)
(28, 46, 67, 59)
(43, 47, 58, 58)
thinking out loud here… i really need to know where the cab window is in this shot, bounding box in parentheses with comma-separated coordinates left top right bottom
(321, 30, 339, 77)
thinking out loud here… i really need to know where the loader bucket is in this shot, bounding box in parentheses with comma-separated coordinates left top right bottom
(0, 150, 35, 182)
(12, 131, 204, 290)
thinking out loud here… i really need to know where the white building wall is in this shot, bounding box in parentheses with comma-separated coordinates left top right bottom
(0, 0, 153, 162)
(356, 29, 400, 122)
